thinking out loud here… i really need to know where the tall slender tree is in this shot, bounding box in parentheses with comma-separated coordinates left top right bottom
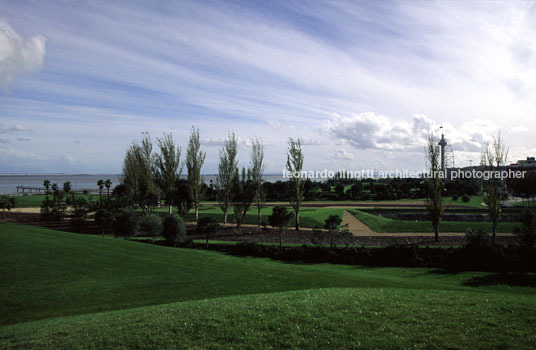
(286, 138, 304, 230)
(186, 127, 206, 222)
(122, 133, 159, 209)
(154, 132, 182, 215)
(482, 133, 509, 243)
(250, 137, 265, 226)
(43, 180, 50, 201)
(97, 180, 104, 201)
(424, 133, 444, 242)
(216, 133, 238, 224)
(104, 179, 112, 206)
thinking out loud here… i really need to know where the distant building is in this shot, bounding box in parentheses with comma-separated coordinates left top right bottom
(513, 157, 536, 167)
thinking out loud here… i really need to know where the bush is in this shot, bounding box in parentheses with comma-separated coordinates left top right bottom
(462, 194, 470, 203)
(140, 214, 163, 240)
(94, 209, 113, 236)
(162, 214, 186, 246)
(451, 194, 459, 201)
(514, 208, 536, 248)
(112, 210, 139, 239)
(198, 217, 220, 248)
(465, 228, 490, 249)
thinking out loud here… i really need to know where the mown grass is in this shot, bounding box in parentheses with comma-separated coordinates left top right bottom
(349, 209, 519, 233)
(157, 206, 344, 228)
(2, 222, 536, 349)
(9, 194, 100, 208)
(2, 287, 535, 349)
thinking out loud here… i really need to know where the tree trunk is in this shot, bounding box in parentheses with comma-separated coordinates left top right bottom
(434, 223, 439, 242)
(195, 205, 199, 222)
(492, 221, 497, 244)
(257, 206, 262, 226)
(223, 209, 227, 224)
(168, 205, 172, 215)
(206, 233, 209, 249)
(279, 229, 283, 249)
(295, 209, 300, 231)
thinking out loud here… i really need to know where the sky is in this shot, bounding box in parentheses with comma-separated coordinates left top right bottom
(1, 0, 535, 174)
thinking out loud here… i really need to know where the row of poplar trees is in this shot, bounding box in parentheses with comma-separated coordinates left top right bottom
(121, 127, 306, 230)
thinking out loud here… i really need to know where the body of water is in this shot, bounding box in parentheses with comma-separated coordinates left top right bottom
(0, 174, 287, 195)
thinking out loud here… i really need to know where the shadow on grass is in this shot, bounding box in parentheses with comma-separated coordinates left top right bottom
(463, 273, 536, 287)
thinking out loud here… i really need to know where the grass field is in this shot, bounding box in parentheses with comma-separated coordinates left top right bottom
(1, 222, 536, 348)
(349, 209, 520, 233)
(9, 194, 100, 208)
(157, 205, 344, 228)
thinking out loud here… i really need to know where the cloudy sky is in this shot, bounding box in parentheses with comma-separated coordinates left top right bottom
(1, 0, 535, 174)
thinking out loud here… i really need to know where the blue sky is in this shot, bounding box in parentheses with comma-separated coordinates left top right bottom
(1, 0, 535, 174)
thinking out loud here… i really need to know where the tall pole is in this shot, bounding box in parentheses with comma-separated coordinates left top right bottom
(438, 127, 447, 171)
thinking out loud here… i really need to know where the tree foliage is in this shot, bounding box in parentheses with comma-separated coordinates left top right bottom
(186, 127, 206, 222)
(268, 206, 294, 248)
(250, 137, 265, 226)
(424, 133, 444, 242)
(481, 133, 509, 243)
(216, 133, 238, 224)
(286, 138, 304, 230)
(154, 132, 182, 215)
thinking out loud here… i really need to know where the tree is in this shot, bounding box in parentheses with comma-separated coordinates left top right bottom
(97, 179, 104, 201)
(154, 132, 182, 215)
(482, 133, 509, 243)
(186, 127, 206, 222)
(0, 196, 16, 219)
(63, 181, 72, 198)
(162, 214, 186, 246)
(104, 179, 112, 206)
(43, 180, 50, 200)
(514, 208, 536, 248)
(424, 133, 444, 242)
(250, 137, 265, 226)
(198, 216, 220, 248)
(231, 167, 256, 229)
(268, 206, 294, 248)
(140, 213, 163, 241)
(216, 133, 238, 224)
(122, 134, 159, 209)
(324, 214, 342, 249)
(112, 209, 139, 239)
(172, 179, 193, 217)
(286, 138, 304, 230)
(94, 208, 113, 237)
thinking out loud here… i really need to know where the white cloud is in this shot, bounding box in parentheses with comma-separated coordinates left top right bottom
(323, 113, 500, 156)
(16, 137, 30, 142)
(0, 21, 46, 91)
(0, 123, 33, 133)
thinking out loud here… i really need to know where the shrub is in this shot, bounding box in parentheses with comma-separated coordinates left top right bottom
(451, 194, 459, 201)
(461, 194, 470, 203)
(514, 208, 536, 248)
(140, 214, 163, 240)
(162, 214, 186, 246)
(94, 209, 113, 236)
(465, 228, 490, 249)
(112, 209, 139, 239)
(198, 216, 220, 248)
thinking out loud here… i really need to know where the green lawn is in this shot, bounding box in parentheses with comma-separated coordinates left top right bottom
(9, 194, 100, 208)
(2, 222, 535, 349)
(349, 209, 519, 233)
(157, 206, 344, 228)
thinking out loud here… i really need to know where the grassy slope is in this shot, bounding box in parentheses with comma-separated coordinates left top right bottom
(2, 222, 535, 349)
(2, 288, 535, 350)
(349, 209, 519, 233)
(157, 206, 344, 228)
